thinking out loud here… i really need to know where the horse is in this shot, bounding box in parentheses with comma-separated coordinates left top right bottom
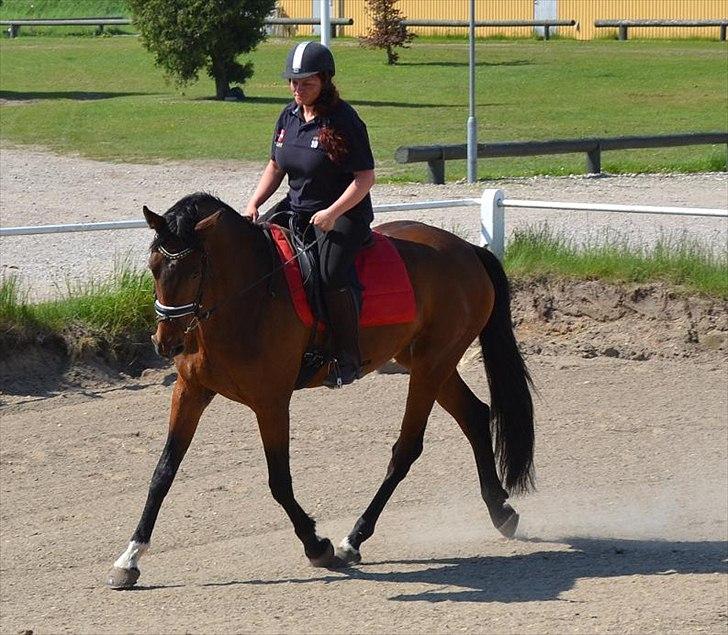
(106, 192, 535, 589)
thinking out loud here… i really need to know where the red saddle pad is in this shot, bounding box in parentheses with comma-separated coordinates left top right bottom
(269, 226, 416, 328)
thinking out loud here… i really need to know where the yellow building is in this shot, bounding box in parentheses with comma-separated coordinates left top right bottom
(276, 0, 727, 40)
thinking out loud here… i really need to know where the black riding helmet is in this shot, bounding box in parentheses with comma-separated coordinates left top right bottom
(282, 41, 335, 79)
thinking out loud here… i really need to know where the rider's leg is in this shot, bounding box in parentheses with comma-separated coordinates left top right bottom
(315, 212, 370, 387)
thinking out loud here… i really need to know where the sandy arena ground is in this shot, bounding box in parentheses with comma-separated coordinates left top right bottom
(0, 148, 727, 634)
(1, 356, 726, 634)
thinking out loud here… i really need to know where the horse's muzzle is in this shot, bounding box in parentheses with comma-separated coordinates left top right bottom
(151, 334, 184, 360)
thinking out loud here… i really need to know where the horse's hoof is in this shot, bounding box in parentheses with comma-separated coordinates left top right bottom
(335, 537, 362, 565)
(496, 506, 519, 539)
(308, 539, 346, 568)
(106, 566, 140, 589)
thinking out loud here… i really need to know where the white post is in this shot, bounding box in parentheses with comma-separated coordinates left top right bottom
(320, 0, 331, 47)
(480, 188, 505, 260)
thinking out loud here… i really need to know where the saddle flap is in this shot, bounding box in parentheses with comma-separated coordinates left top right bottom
(268, 226, 416, 329)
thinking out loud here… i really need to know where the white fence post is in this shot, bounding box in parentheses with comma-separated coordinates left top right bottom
(480, 188, 505, 259)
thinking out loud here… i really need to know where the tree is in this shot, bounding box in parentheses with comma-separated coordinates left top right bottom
(360, 0, 415, 65)
(127, 0, 275, 100)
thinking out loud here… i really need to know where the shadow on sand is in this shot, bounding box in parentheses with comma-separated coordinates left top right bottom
(201, 537, 728, 603)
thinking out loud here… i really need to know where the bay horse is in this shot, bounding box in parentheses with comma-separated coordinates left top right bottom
(107, 193, 534, 589)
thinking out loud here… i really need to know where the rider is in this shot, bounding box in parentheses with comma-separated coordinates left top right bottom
(245, 41, 376, 388)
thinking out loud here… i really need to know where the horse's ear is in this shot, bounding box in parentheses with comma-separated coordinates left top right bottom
(143, 205, 165, 232)
(194, 210, 223, 234)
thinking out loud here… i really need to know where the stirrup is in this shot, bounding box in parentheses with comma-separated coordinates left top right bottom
(323, 359, 359, 389)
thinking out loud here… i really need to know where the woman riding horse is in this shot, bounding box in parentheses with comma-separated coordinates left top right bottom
(245, 41, 375, 388)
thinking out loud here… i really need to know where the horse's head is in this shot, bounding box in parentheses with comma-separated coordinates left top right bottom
(143, 192, 237, 360)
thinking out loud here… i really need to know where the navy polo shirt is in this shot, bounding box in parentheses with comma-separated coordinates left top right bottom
(271, 99, 375, 223)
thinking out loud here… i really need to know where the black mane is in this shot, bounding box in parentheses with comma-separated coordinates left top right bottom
(151, 192, 238, 252)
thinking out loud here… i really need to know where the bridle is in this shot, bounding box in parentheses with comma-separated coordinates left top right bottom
(152, 224, 318, 335)
(153, 245, 210, 334)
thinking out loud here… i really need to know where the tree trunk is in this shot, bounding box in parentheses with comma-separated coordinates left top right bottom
(211, 54, 230, 100)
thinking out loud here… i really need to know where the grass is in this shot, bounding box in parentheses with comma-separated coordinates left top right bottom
(0, 0, 130, 17)
(2, 227, 725, 354)
(0, 261, 155, 351)
(505, 225, 728, 297)
(0, 36, 726, 180)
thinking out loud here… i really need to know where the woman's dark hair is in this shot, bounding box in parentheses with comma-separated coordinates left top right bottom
(315, 73, 348, 165)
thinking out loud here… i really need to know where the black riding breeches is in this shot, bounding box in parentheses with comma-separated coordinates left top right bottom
(313, 212, 371, 289)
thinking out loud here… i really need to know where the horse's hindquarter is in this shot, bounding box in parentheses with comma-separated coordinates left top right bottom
(375, 221, 495, 342)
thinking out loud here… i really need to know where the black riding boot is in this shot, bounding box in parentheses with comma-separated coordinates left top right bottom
(323, 286, 362, 388)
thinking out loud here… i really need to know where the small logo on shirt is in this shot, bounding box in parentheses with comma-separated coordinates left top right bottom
(310, 136, 319, 149)
(275, 129, 285, 147)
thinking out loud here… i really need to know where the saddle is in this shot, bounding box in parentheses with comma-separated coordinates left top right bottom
(261, 205, 368, 326)
(259, 203, 416, 389)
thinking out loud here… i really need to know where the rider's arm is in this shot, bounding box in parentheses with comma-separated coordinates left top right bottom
(245, 160, 285, 220)
(323, 169, 376, 221)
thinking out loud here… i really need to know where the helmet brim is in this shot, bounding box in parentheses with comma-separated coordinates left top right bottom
(282, 70, 320, 80)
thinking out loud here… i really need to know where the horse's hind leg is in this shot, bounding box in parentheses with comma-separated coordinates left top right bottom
(336, 374, 440, 565)
(107, 377, 214, 589)
(436, 371, 519, 537)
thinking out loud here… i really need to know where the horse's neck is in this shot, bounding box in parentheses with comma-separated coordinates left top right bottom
(221, 221, 275, 295)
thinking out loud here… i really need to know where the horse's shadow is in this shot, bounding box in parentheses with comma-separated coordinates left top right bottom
(203, 537, 728, 603)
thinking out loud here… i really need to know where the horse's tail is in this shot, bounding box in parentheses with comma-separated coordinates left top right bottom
(474, 245, 535, 495)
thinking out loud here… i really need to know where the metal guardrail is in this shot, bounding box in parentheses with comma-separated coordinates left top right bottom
(594, 19, 728, 41)
(266, 17, 352, 26)
(1, 16, 354, 37)
(1, 17, 130, 36)
(400, 19, 577, 40)
(395, 132, 728, 184)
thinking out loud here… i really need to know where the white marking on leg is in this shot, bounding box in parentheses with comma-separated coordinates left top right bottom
(113, 541, 148, 570)
(338, 536, 359, 557)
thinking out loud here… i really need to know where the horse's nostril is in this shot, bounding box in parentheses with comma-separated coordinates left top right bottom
(170, 344, 185, 358)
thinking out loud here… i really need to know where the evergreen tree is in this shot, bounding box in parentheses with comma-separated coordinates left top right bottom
(128, 0, 275, 100)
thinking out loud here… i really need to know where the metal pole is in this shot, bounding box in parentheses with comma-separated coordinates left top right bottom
(467, 0, 477, 183)
(320, 0, 331, 47)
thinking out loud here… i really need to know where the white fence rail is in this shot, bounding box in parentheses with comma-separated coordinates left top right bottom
(480, 189, 728, 258)
(1, 191, 726, 260)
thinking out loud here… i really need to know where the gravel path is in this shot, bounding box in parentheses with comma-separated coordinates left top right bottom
(1, 145, 726, 299)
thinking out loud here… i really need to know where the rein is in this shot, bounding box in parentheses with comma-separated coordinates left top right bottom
(153, 223, 318, 333)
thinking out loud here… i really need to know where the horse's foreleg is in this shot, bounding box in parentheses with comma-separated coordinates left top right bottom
(436, 371, 518, 537)
(255, 402, 337, 567)
(107, 377, 214, 589)
(336, 378, 437, 565)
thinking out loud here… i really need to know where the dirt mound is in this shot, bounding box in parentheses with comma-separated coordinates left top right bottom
(510, 279, 727, 362)
(0, 325, 165, 399)
(1, 280, 726, 399)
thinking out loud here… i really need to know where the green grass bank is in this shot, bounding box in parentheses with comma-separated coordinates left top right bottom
(1, 36, 726, 181)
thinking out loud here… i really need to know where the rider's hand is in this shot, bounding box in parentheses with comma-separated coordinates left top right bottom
(309, 208, 337, 232)
(243, 202, 259, 222)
